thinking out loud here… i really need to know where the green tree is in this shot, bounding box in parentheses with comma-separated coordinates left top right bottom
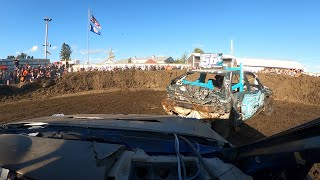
(7, 55, 15, 59)
(60, 43, 72, 60)
(17, 52, 27, 59)
(175, 52, 188, 64)
(193, 48, 204, 54)
(7, 54, 33, 59)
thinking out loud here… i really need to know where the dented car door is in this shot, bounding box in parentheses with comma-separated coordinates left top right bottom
(241, 72, 265, 120)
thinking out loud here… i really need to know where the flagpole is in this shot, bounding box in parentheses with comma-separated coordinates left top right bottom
(87, 8, 90, 64)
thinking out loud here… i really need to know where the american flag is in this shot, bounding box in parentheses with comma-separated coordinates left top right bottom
(90, 15, 101, 29)
(89, 24, 101, 35)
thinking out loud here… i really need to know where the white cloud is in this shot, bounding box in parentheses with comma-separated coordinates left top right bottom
(30, 46, 38, 52)
(17, 45, 39, 54)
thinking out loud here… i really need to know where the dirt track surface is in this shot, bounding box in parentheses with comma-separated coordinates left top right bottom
(1, 70, 320, 145)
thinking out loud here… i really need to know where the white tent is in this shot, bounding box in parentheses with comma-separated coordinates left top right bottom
(237, 58, 306, 71)
(102, 60, 114, 64)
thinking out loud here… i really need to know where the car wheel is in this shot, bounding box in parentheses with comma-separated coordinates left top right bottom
(262, 98, 274, 116)
(234, 125, 241, 132)
(230, 107, 242, 133)
(161, 99, 174, 115)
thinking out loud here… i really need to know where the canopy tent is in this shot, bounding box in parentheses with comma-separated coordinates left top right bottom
(237, 58, 306, 71)
(145, 59, 157, 64)
(0, 65, 8, 70)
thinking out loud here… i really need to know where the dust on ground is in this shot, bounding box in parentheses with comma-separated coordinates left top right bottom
(0, 70, 320, 145)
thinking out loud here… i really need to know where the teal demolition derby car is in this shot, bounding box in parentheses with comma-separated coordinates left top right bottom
(162, 55, 273, 137)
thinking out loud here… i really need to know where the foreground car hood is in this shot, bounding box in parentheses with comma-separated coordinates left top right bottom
(0, 114, 235, 180)
(0, 134, 125, 180)
(8, 114, 228, 143)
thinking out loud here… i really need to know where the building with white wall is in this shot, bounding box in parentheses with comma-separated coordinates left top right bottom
(187, 53, 306, 72)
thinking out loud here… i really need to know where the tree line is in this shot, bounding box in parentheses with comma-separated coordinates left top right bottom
(7, 53, 34, 59)
(6, 43, 201, 65)
(6, 43, 73, 61)
(174, 48, 204, 64)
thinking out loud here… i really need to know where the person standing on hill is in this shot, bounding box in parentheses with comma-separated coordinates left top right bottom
(14, 57, 20, 69)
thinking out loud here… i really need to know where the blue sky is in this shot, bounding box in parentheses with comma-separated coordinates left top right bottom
(0, 0, 319, 72)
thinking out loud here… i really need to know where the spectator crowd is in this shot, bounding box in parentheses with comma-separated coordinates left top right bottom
(0, 59, 190, 85)
(0, 58, 66, 85)
(1, 58, 313, 86)
(72, 64, 190, 72)
(258, 67, 304, 77)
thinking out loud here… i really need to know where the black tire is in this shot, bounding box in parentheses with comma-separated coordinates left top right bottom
(261, 98, 274, 116)
(230, 107, 242, 132)
(233, 125, 241, 133)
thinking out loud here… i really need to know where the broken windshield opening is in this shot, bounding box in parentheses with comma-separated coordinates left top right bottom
(181, 72, 225, 90)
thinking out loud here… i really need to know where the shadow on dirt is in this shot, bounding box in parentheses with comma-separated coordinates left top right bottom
(203, 118, 266, 146)
(227, 123, 266, 146)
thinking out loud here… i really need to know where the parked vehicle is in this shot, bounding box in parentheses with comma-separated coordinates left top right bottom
(162, 63, 273, 137)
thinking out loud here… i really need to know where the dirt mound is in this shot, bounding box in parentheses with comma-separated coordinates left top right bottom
(258, 74, 320, 105)
(48, 71, 320, 105)
(0, 82, 42, 99)
(0, 85, 19, 98)
(0, 79, 55, 101)
(1, 70, 319, 105)
(49, 70, 185, 92)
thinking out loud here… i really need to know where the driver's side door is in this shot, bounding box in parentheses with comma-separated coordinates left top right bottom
(240, 72, 265, 120)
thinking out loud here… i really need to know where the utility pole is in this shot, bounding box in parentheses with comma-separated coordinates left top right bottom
(44, 17, 52, 60)
(230, 39, 234, 56)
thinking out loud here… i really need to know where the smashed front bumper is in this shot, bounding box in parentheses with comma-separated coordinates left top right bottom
(162, 98, 231, 119)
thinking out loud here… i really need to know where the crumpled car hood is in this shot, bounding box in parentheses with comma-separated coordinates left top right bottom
(167, 83, 229, 105)
(162, 83, 232, 119)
